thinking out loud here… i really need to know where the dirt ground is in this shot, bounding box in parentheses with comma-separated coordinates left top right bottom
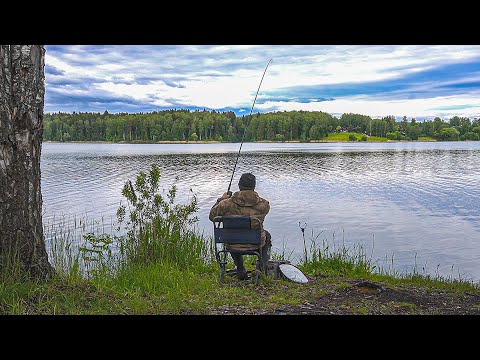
(208, 274, 480, 315)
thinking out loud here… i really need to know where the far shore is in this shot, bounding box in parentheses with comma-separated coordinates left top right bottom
(42, 139, 441, 145)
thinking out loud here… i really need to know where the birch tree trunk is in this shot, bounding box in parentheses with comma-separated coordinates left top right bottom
(0, 45, 53, 279)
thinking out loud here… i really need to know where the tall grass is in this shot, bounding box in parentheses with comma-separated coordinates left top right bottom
(298, 228, 375, 278)
(296, 227, 479, 290)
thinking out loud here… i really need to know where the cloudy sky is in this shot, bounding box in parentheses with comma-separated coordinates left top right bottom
(44, 45, 480, 120)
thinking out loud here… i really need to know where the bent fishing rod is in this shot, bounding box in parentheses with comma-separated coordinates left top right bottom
(226, 58, 273, 196)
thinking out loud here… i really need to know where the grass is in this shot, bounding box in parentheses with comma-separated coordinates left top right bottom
(0, 259, 313, 314)
(2, 218, 478, 315)
(1, 226, 478, 314)
(322, 132, 389, 142)
(418, 136, 437, 141)
(1, 164, 479, 315)
(298, 230, 479, 294)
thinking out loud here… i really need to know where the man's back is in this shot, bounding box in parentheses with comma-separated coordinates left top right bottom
(209, 189, 269, 221)
(209, 172, 272, 278)
(209, 189, 270, 248)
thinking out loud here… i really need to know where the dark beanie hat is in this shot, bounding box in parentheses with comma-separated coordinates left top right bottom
(238, 173, 256, 190)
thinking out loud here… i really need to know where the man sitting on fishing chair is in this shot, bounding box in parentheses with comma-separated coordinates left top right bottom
(209, 173, 271, 280)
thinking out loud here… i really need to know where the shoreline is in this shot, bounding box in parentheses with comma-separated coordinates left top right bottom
(42, 139, 441, 145)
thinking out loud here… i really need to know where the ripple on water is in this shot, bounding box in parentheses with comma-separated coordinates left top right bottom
(41, 142, 480, 281)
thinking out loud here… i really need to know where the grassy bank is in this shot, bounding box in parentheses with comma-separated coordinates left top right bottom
(2, 229, 478, 315)
(319, 132, 386, 142)
(1, 164, 478, 315)
(43, 133, 439, 145)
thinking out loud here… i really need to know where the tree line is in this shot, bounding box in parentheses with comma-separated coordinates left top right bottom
(43, 109, 480, 142)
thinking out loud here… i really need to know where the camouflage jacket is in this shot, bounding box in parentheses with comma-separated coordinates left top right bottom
(209, 190, 270, 249)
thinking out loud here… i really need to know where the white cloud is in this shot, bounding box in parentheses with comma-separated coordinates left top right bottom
(45, 45, 480, 117)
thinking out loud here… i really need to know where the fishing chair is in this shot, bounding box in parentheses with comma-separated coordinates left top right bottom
(213, 215, 263, 285)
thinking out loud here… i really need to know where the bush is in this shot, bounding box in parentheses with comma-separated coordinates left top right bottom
(348, 134, 357, 141)
(386, 131, 401, 140)
(116, 164, 210, 269)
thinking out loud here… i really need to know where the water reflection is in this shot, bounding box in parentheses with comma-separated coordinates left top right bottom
(41, 142, 480, 282)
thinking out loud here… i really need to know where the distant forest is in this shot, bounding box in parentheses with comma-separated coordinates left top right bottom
(43, 109, 480, 142)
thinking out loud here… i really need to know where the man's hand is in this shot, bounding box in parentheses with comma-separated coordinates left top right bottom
(220, 192, 231, 200)
(215, 192, 231, 204)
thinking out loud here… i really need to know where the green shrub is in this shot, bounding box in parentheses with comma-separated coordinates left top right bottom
(116, 164, 211, 269)
(386, 131, 401, 140)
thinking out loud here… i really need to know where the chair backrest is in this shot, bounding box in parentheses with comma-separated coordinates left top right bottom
(213, 216, 262, 245)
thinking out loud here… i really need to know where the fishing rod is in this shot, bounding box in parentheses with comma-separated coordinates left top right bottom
(226, 58, 273, 196)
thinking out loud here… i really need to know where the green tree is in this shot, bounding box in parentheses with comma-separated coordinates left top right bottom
(406, 125, 421, 140)
(460, 132, 479, 141)
(436, 127, 460, 141)
(309, 125, 321, 140)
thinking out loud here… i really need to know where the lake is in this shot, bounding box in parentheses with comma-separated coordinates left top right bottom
(41, 141, 480, 282)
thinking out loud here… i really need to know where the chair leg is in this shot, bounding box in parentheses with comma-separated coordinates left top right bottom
(219, 263, 225, 285)
(218, 252, 227, 285)
(253, 268, 260, 285)
(260, 241, 271, 273)
(253, 255, 262, 285)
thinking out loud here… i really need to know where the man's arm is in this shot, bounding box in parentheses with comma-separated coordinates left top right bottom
(208, 192, 230, 221)
(263, 198, 270, 216)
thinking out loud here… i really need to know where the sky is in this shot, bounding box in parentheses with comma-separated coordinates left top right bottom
(44, 45, 480, 121)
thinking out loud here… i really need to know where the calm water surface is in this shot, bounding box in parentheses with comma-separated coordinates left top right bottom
(41, 142, 480, 282)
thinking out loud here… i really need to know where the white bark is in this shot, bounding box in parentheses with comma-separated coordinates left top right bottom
(0, 45, 52, 279)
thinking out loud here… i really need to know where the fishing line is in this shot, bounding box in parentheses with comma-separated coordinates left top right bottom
(226, 58, 273, 196)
